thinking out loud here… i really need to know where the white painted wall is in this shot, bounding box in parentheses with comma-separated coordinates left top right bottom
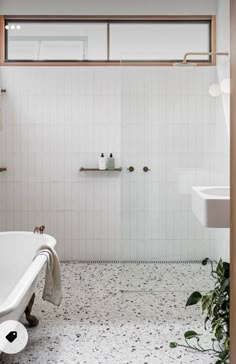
(0, 0, 217, 16)
(216, 0, 230, 135)
(214, 0, 230, 262)
(217, 0, 230, 61)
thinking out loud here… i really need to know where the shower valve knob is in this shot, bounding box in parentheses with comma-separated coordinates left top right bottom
(127, 166, 134, 172)
(143, 166, 150, 172)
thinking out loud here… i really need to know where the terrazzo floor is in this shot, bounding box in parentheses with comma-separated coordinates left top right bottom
(1, 262, 216, 364)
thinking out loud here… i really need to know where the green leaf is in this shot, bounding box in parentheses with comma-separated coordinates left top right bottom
(224, 337, 230, 350)
(184, 330, 200, 339)
(220, 278, 229, 293)
(219, 350, 229, 360)
(186, 291, 202, 306)
(169, 342, 178, 348)
(223, 262, 230, 279)
(222, 300, 228, 311)
(201, 294, 213, 312)
(216, 295, 225, 307)
(215, 327, 223, 341)
(216, 260, 224, 277)
(215, 361, 222, 364)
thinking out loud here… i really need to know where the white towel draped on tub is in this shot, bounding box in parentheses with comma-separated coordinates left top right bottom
(36, 245, 62, 306)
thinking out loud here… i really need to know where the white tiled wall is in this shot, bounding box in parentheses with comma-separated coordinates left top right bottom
(0, 66, 229, 261)
(215, 0, 230, 262)
(119, 67, 229, 261)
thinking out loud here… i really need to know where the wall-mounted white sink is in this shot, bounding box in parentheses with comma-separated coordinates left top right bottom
(192, 186, 230, 228)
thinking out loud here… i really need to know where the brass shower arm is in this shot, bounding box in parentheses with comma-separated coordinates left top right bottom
(182, 51, 229, 64)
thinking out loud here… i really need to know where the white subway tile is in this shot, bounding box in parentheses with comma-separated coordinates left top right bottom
(0, 66, 229, 262)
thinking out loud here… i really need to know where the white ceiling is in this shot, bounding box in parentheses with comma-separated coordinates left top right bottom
(0, 0, 217, 16)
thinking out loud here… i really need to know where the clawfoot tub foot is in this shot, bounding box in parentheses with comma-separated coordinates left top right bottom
(24, 293, 39, 327)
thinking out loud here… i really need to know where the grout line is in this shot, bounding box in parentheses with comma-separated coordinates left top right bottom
(61, 260, 203, 264)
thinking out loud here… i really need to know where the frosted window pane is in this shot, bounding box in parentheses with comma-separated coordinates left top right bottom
(110, 23, 210, 61)
(7, 22, 107, 60)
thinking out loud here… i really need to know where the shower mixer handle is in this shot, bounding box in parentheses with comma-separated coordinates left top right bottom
(127, 166, 134, 172)
(143, 166, 151, 172)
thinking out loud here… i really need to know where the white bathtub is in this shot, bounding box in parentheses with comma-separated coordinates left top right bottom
(0, 232, 56, 324)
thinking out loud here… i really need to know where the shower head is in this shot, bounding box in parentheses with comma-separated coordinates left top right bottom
(173, 51, 229, 66)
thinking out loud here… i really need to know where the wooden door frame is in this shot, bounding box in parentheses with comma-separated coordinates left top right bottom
(231, 0, 236, 363)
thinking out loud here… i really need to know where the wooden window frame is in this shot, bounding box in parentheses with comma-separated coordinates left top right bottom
(0, 15, 216, 66)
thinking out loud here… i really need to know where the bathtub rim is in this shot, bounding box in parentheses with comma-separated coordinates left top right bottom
(0, 232, 56, 318)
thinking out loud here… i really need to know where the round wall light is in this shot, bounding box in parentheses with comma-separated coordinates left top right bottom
(208, 83, 221, 97)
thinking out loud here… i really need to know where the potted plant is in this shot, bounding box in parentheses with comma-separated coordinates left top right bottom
(170, 258, 230, 364)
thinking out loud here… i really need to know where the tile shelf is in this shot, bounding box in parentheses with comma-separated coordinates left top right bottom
(80, 167, 122, 172)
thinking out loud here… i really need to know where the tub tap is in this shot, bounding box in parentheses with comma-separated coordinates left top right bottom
(34, 225, 45, 234)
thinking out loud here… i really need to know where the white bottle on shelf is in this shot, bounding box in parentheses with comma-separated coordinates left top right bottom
(107, 153, 115, 170)
(99, 153, 106, 170)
